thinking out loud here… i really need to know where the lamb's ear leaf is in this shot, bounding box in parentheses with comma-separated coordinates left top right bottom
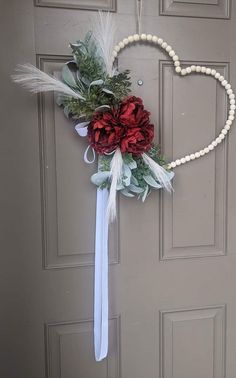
(141, 185, 149, 202)
(102, 88, 114, 95)
(91, 171, 110, 186)
(89, 79, 104, 87)
(128, 184, 144, 194)
(121, 189, 135, 198)
(61, 65, 78, 88)
(143, 175, 162, 188)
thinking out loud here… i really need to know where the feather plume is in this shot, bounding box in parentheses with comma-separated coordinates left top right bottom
(93, 12, 117, 77)
(142, 153, 173, 193)
(106, 148, 123, 223)
(12, 64, 85, 100)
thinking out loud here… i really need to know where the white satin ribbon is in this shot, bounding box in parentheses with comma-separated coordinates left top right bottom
(94, 188, 109, 361)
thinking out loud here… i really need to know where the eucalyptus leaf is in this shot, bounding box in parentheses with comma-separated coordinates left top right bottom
(143, 175, 162, 188)
(91, 171, 110, 186)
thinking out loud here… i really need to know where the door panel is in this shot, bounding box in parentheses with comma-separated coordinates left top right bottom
(1, 1, 236, 377)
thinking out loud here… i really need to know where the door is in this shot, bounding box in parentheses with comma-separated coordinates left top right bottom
(1, 0, 236, 377)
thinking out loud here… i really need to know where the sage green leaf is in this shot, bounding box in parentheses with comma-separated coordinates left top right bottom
(143, 175, 162, 188)
(141, 185, 149, 202)
(122, 164, 132, 186)
(128, 184, 144, 194)
(121, 189, 135, 198)
(102, 88, 114, 95)
(131, 175, 139, 186)
(89, 79, 104, 87)
(91, 171, 110, 186)
(62, 65, 77, 88)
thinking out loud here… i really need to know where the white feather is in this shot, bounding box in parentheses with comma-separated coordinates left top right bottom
(142, 153, 173, 193)
(93, 12, 117, 77)
(106, 148, 123, 223)
(12, 63, 85, 100)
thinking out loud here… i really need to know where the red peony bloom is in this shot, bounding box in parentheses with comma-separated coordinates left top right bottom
(88, 96, 154, 155)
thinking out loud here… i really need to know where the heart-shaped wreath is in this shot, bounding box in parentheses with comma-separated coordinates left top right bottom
(12, 10, 235, 361)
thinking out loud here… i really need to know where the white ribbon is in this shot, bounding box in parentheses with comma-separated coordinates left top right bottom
(94, 188, 109, 361)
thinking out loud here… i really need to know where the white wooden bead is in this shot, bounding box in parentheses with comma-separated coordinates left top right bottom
(219, 133, 225, 140)
(227, 89, 233, 95)
(219, 75, 224, 82)
(181, 158, 186, 164)
(141, 33, 147, 40)
(212, 141, 217, 147)
(222, 129, 228, 135)
(176, 159, 181, 166)
(169, 50, 175, 57)
(190, 154, 196, 160)
(222, 80, 228, 86)
(162, 42, 168, 48)
(204, 147, 210, 154)
(229, 109, 235, 115)
(196, 66, 201, 72)
(230, 104, 236, 110)
(229, 94, 235, 99)
(166, 45, 172, 52)
(206, 68, 211, 75)
(195, 152, 200, 158)
(191, 65, 196, 71)
(174, 61, 180, 66)
(173, 55, 179, 61)
(181, 69, 187, 76)
(216, 137, 222, 143)
(158, 38, 163, 44)
(147, 34, 152, 41)
(119, 41, 125, 49)
(114, 45, 120, 52)
(170, 162, 176, 168)
(186, 67, 191, 74)
(226, 120, 232, 125)
(185, 155, 191, 162)
(229, 115, 235, 121)
(175, 67, 181, 73)
(123, 38, 129, 45)
(200, 150, 205, 156)
(134, 34, 140, 41)
(230, 99, 235, 105)
(112, 51, 117, 58)
(226, 84, 231, 90)
(225, 124, 231, 130)
(215, 72, 220, 79)
(201, 66, 206, 73)
(152, 35, 158, 43)
(208, 144, 214, 151)
(128, 35, 134, 43)
(211, 69, 216, 76)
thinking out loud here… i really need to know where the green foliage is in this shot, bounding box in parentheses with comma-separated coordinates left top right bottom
(90, 146, 173, 201)
(57, 32, 132, 120)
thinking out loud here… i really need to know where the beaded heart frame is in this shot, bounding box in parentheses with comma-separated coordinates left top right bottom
(111, 33, 235, 169)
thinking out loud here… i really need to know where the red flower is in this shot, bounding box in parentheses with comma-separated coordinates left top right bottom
(88, 96, 154, 155)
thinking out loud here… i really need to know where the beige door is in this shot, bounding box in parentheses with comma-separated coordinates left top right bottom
(1, 0, 236, 377)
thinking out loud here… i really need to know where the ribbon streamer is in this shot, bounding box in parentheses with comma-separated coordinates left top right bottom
(94, 188, 109, 361)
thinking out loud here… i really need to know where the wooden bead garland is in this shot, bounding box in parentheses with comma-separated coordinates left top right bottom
(111, 34, 234, 170)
